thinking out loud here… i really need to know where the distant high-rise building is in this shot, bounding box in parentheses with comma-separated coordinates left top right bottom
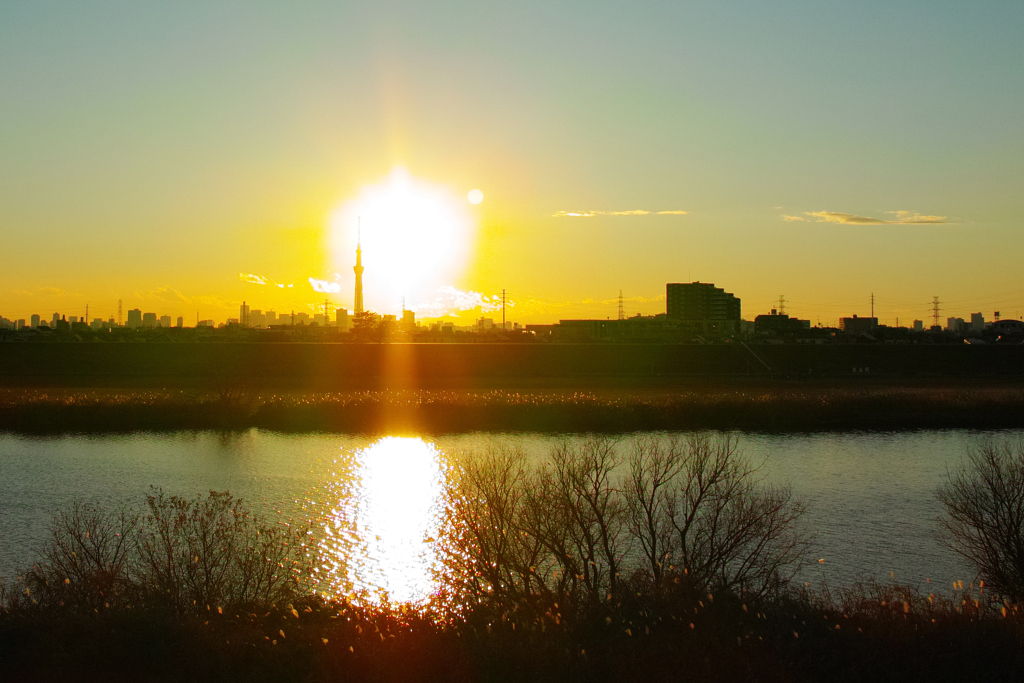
(17, 319, 25, 330)
(30, 314, 40, 328)
(354, 229, 364, 315)
(294, 312, 310, 325)
(839, 315, 878, 334)
(313, 313, 326, 326)
(176, 316, 183, 328)
(126, 309, 142, 329)
(52, 313, 60, 327)
(946, 317, 965, 332)
(240, 302, 250, 326)
(666, 282, 741, 321)
(335, 307, 350, 331)
(665, 282, 741, 335)
(265, 310, 277, 325)
(970, 312, 985, 331)
(401, 308, 416, 333)
(159, 315, 171, 328)
(142, 312, 157, 328)
(913, 320, 924, 332)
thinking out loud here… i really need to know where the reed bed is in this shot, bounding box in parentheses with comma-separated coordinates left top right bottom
(2, 385, 1024, 434)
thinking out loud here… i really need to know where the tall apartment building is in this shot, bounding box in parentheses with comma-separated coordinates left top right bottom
(665, 282, 741, 335)
(126, 309, 142, 329)
(666, 282, 741, 321)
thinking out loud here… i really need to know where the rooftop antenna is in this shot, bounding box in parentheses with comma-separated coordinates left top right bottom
(618, 290, 625, 320)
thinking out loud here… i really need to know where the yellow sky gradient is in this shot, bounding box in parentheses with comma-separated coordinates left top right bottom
(2, 2, 1023, 327)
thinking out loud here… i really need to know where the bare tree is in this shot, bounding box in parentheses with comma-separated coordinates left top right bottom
(626, 435, 686, 586)
(628, 434, 806, 597)
(938, 441, 1024, 602)
(137, 490, 305, 614)
(25, 502, 140, 611)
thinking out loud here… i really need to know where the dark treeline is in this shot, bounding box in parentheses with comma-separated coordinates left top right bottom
(3, 437, 1024, 681)
(3, 385, 1024, 434)
(1, 343, 1023, 390)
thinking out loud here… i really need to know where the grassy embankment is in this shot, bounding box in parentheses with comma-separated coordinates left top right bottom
(2, 384, 1024, 434)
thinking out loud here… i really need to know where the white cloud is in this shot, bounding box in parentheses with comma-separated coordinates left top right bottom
(239, 273, 267, 285)
(308, 277, 341, 293)
(781, 215, 807, 222)
(411, 286, 510, 316)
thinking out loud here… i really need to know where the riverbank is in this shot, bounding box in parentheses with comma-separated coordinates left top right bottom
(2, 383, 1024, 434)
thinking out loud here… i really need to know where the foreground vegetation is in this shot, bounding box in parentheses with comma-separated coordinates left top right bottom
(3, 384, 1024, 434)
(3, 437, 1024, 681)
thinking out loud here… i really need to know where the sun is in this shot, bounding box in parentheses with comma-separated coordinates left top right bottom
(329, 169, 474, 311)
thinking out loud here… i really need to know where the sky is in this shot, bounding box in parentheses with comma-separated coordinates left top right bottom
(1, 0, 1022, 326)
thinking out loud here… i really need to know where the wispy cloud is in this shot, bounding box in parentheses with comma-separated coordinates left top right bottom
(239, 273, 268, 285)
(553, 209, 687, 217)
(794, 210, 948, 225)
(308, 277, 341, 294)
(145, 287, 190, 303)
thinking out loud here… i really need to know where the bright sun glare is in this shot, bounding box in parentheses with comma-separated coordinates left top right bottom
(331, 169, 475, 310)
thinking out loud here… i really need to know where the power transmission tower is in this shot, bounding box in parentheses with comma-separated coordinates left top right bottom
(618, 290, 625, 320)
(871, 293, 875, 319)
(117, 299, 123, 326)
(932, 296, 941, 329)
(778, 295, 786, 315)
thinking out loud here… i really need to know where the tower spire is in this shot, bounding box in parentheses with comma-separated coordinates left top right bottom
(354, 217, 364, 315)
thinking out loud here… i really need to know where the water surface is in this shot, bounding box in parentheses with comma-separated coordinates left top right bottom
(1, 429, 1014, 598)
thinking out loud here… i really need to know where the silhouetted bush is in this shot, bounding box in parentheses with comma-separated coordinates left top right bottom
(137, 490, 309, 615)
(23, 502, 140, 612)
(439, 435, 806, 629)
(938, 440, 1024, 603)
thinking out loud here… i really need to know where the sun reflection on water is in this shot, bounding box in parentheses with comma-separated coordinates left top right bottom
(317, 437, 448, 607)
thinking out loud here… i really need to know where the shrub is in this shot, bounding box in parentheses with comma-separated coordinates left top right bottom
(24, 502, 140, 611)
(137, 490, 307, 614)
(938, 440, 1024, 603)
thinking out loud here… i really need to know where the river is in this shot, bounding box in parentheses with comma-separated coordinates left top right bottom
(2, 429, 1015, 599)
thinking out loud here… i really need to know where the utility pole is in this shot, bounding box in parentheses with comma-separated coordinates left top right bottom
(117, 299, 123, 327)
(618, 290, 625, 320)
(871, 293, 875, 319)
